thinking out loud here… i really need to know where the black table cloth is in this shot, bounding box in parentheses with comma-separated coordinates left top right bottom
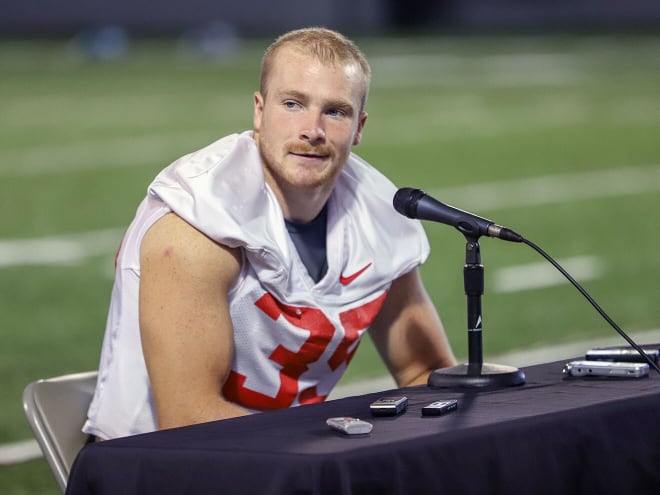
(66, 356, 660, 495)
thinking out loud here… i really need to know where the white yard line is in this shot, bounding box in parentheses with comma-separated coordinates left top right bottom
(493, 255, 604, 293)
(426, 163, 660, 212)
(0, 131, 212, 177)
(6, 117, 658, 178)
(1, 164, 659, 268)
(370, 52, 586, 88)
(4, 327, 657, 466)
(329, 328, 660, 399)
(0, 228, 124, 268)
(0, 439, 42, 465)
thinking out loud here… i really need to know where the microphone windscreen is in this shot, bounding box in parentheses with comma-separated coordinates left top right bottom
(393, 188, 422, 218)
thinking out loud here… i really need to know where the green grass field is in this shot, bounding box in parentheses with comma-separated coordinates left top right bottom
(1, 33, 660, 493)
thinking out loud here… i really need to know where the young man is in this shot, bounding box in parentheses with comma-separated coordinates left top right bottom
(83, 27, 456, 440)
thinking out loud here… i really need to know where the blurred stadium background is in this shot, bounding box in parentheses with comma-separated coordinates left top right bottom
(2, 1, 660, 492)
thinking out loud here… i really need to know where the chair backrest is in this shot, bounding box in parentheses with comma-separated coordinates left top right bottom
(23, 371, 98, 493)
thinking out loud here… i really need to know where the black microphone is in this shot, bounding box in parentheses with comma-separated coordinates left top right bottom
(393, 187, 524, 242)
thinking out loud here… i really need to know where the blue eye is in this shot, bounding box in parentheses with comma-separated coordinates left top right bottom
(327, 105, 352, 118)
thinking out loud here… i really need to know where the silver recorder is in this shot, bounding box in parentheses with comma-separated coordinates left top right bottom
(563, 360, 649, 378)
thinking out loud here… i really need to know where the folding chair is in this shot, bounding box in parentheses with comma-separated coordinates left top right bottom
(22, 371, 98, 493)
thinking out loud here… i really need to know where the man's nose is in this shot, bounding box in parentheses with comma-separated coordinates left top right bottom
(300, 113, 326, 144)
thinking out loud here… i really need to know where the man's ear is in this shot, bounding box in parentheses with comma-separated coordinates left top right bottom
(353, 111, 368, 146)
(253, 92, 264, 132)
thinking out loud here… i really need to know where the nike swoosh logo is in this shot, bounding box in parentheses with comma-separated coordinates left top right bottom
(340, 262, 372, 286)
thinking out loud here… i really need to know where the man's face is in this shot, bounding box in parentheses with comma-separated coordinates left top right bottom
(253, 47, 367, 196)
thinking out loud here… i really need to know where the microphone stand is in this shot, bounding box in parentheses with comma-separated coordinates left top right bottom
(428, 236, 526, 388)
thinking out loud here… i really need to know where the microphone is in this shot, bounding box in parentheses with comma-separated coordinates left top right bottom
(393, 188, 660, 376)
(393, 187, 524, 242)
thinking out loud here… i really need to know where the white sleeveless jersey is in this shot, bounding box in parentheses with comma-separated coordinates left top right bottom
(83, 131, 430, 439)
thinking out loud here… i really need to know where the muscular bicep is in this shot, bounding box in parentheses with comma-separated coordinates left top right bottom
(139, 213, 246, 429)
(368, 268, 456, 387)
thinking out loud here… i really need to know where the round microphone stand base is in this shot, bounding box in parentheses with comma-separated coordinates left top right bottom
(428, 363, 526, 388)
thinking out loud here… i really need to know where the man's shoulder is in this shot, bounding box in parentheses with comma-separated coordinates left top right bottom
(141, 213, 241, 267)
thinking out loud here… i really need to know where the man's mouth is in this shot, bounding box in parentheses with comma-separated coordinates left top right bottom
(291, 152, 329, 159)
(288, 146, 332, 161)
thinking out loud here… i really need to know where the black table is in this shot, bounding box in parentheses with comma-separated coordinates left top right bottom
(66, 357, 660, 495)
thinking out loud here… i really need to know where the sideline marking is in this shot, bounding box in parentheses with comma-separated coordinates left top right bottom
(4, 326, 659, 466)
(427, 163, 660, 212)
(493, 255, 604, 293)
(0, 130, 212, 177)
(1, 164, 659, 268)
(328, 328, 660, 400)
(0, 329, 660, 465)
(371, 52, 586, 88)
(0, 228, 123, 268)
(0, 439, 41, 465)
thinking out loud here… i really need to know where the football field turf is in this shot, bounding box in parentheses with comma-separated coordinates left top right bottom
(1, 33, 659, 493)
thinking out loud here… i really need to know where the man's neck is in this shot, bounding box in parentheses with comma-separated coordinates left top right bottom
(266, 176, 334, 224)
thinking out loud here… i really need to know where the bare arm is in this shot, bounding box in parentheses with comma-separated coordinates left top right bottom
(139, 213, 247, 430)
(368, 268, 457, 387)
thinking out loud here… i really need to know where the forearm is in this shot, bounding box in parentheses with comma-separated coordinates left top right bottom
(392, 352, 455, 388)
(156, 396, 250, 431)
(369, 269, 457, 388)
